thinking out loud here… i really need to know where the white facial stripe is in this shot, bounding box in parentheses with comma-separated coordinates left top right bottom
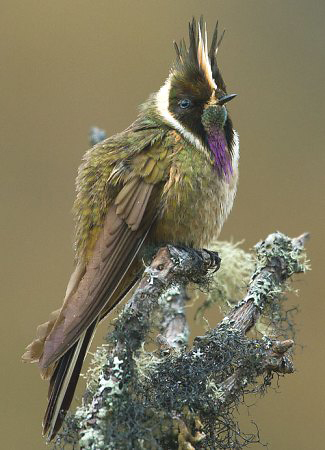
(155, 77, 209, 153)
(232, 130, 240, 168)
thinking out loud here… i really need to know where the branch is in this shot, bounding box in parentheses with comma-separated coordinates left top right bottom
(218, 232, 309, 334)
(56, 232, 309, 450)
(156, 284, 190, 351)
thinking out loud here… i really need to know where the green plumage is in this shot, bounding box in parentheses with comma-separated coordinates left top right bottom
(73, 101, 168, 262)
(74, 94, 237, 264)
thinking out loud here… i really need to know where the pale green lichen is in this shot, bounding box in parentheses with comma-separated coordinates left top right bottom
(158, 285, 182, 304)
(133, 344, 162, 382)
(206, 377, 227, 403)
(197, 235, 309, 338)
(254, 231, 309, 277)
(81, 345, 110, 395)
(196, 240, 255, 319)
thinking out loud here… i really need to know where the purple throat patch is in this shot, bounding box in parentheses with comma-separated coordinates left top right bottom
(207, 130, 233, 182)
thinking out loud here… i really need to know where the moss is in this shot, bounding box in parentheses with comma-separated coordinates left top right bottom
(196, 240, 255, 319)
(61, 328, 272, 449)
(55, 233, 309, 449)
(197, 236, 309, 338)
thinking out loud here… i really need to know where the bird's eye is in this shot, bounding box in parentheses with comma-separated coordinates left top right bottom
(179, 98, 192, 109)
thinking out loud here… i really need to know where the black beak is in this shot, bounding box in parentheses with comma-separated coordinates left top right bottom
(218, 94, 237, 106)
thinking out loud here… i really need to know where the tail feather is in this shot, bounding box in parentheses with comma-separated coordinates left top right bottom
(43, 322, 96, 441)
(42, 271, 141, 441)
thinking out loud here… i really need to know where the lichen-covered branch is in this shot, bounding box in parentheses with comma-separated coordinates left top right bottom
(55, 232, 309, 450)
(156, 284, 190, 351)
(218, 232, 308, 334)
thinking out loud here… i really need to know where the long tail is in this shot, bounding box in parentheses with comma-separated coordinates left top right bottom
(42, 273, 141, 441)
(42, 321, 97, 441)
(42, 265, 142, 441)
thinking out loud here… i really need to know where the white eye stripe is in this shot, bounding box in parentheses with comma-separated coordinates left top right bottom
(156, 77, 207, 152)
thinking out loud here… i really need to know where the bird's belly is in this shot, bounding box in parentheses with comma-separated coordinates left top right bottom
(151, 166, 238, 248)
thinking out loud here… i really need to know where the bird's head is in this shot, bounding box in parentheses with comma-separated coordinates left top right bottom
(156, 18, 237, 177)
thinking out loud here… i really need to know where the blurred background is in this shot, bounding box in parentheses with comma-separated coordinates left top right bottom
(1, 1, 324, 448)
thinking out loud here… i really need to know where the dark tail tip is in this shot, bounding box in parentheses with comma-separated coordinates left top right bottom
(43, 325, 95, 441)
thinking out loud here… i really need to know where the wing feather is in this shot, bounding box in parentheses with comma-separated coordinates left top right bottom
(39, 178, 158, 369)
(22, 119, 171, 440)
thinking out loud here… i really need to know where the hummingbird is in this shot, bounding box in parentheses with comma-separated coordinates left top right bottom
(22, 18, 239, 440)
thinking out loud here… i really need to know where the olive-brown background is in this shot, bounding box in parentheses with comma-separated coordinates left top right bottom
(1, 1, 324, 448)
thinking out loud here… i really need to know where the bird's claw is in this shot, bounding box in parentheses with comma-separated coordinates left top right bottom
(202, 248, 221, 272)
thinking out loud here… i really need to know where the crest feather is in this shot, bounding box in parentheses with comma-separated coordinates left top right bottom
(174, 17, 227, 93)
(197, 21, 216, 90)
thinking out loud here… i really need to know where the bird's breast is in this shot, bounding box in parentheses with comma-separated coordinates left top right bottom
(150, 136, 239, 247)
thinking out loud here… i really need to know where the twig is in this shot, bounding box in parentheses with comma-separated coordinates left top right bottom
(218, 231, 309, 334)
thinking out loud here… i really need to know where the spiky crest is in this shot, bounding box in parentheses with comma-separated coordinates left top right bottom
(173, 17, 227, 93)
(156, 17, 233, 157)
